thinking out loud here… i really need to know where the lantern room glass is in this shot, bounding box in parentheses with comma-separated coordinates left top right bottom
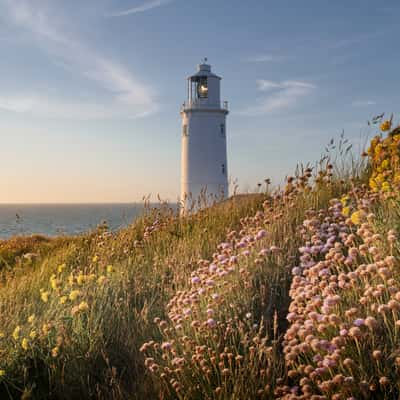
(197, 77, 208, 98)
(188, 76, 208, 104)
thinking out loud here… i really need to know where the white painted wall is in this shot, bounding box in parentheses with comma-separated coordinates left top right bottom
(180, 63, 228, 212)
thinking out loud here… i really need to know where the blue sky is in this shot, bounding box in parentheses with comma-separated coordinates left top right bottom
(0, 0, 399, 203)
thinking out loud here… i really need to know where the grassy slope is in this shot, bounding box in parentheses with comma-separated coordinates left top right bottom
(4, 133, 394, 399)
(0, 195, 266, 399)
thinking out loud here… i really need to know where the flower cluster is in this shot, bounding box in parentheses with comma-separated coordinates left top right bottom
(367, 120, 400, 195)
(0, 262, 113, 377)
(140, 168, 335, 398)
(140, 218, 281, 397)
(278, 185, 400, 398)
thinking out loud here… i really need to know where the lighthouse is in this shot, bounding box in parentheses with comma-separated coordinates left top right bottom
(180, 60, 229, 212)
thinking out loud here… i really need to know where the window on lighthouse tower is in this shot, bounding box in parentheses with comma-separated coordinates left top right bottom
(220, 124, 225, 137)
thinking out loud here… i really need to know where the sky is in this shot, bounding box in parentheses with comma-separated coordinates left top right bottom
(0, 0, 399, 203)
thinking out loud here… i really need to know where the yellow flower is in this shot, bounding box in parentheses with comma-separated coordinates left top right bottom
(92, 255, 99, 263)
(369, 178, 378, 191)
(12, 326, 21, 340)
(29, 330, 37, 340)
(342, 206, 350, 217)
(69, 290, 81, 301)
(27, 314, 35, 324)
(51, 346, 59, 358)
(41, 291, 50, 303)
(58, 263, 66, 273)
(42, 323, 52, 336)
(59, 296, 68, 304)
(0, 332, 4, 338)
(21, 338, 29, 351)
(78, 301, 89, 312)
(382, 181, 391, 192)
(68, 274, 74, 286)
(341, 195, 350, 206)
(381, 159, 390, 170)
(351, 210, 364, 225)
(106, 265, 113, 274)
(97, 275, 106, 285)
(50, 275, 59, 290)
(0, 370, 5, 377)
(380, 120, 392, 132)
(76, 273, 85, 286)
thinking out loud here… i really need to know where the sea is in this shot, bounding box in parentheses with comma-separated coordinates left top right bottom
(0, 203, 154, 239)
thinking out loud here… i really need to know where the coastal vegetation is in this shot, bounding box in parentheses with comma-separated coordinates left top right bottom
(1, 115, 400, 399)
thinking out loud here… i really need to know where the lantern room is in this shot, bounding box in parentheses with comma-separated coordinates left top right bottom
(186, 58, 221, 108)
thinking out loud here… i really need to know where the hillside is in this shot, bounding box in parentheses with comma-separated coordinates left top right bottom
(1, 118, 400, 399)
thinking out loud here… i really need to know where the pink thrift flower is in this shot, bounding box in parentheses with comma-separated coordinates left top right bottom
(207, 318, 216, 328)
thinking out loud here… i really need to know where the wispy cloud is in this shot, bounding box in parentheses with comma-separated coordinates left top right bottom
(329, 31, 385, 49)
(241, 79, 316, 115)
(0, 0, 157, 119)
(245, 54, 286, 63)
(351, 99, 377, 107)
(109, 0, 172, 17)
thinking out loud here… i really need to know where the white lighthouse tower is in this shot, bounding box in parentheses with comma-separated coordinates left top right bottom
(180, 59, 229, 212)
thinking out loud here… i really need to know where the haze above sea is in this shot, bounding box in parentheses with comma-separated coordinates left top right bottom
(0, 203, 162, 239)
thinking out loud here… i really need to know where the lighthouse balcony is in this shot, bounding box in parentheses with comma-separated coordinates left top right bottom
(181, 100, 228, 112)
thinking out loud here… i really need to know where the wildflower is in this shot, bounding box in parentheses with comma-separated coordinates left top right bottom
(76, 273, 85, 285)
(365, 316, 378, 330)
(27, 314, 35, 324)
(69, 290, 81, 301)
(21, 338, 29, 351)
(12, 326, 21, 340)
(191, 276, 201, 284)
(78, 301, 89, 312)
(342, 206, 350, 217)
(380, 120, 392, 132)
(350, 211, 364, 225)
(51, 346, 59, 358)
(353, 318, 365, 327)
(209, 264, 217, 273)
(207, 318, 216, 328)
(221, 368, 230, 376)
(92, 255, 99, 263)
(29, 330, 37, 340)
(161, 342, 172, 351)
(106, 265, 113, 274)
(41, 291, 50, 303)
(67, 274, 74, 286)
(58, 263, 66, 273)
(0, 370, 5, 377)
(256, 229, 267, 240)
(379, 376, 390, 386)
(50, 274, 59, 290)
(59, 296, 68, 304)
(348, 327, 362, 338)
(373, 350, 382, 360)
(42, 323, 52, 335)
(97, 275, 107, 284)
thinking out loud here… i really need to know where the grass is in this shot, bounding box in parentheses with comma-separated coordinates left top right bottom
(2, 121, 400, 399)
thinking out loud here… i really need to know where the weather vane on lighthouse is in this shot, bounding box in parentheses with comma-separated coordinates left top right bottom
(180, 59, 229, 213)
